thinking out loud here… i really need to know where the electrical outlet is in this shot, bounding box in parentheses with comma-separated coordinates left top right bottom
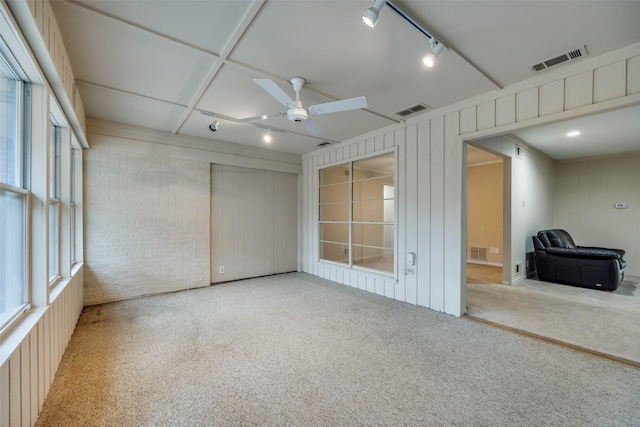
(405, 268, 415, 275)
(219, 266, 225, 274)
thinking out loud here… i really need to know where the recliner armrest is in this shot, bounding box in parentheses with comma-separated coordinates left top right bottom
(577, 246, 625, 257)
(545, 247, 622, 260)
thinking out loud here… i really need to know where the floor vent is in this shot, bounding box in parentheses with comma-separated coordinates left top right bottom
(529, 45, 588, 72)
(470, 247, 487, 261)
(395, 103, 431, 117)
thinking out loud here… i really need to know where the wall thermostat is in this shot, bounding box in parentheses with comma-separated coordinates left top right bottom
(406, 252, 416, 266)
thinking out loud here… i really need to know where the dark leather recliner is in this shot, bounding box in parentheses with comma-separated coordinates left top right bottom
(532, 229, 627, 291)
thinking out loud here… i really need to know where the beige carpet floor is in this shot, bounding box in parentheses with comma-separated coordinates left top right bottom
(466, 268, 640, 365)
(36, 273, 640, 426)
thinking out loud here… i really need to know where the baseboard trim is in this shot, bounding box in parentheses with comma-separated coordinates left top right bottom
(464, 314, 640, 370)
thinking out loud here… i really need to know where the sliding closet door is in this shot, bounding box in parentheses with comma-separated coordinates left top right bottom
(211, 164, 298, 283)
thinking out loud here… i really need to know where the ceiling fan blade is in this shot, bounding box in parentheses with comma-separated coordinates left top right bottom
(254, 79, 296, 109)
(302, 118, 324, 135)
(308, 96, 367, 115)
(237, 112, 286, 123)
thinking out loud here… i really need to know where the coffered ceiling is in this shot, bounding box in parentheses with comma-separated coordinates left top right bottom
(50, 1, 640, 157)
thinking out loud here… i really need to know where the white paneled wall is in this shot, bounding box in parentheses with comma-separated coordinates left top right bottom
(1, 269, 84, 427)
(302, 44, 640, 316)
(83, 149, 211, 305)
(211, 165, 298, 283)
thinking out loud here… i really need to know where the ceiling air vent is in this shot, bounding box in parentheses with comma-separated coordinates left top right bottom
(529, 45, 588, 72)
(395, 103, 431, 117)
(315, 141, 334, 147)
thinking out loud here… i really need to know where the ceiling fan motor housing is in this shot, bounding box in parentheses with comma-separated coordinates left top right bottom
(288, 107, 308, 122)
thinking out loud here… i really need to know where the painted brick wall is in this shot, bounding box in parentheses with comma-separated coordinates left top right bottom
(83, 148, 210, 305)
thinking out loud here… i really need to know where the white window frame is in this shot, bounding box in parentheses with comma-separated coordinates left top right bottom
(318, 149, 397, 277)
(0, 47, 31, 333)
(48, 121, 61, 285)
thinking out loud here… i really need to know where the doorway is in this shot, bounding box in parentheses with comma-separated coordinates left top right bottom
(466, 144, 507, 285)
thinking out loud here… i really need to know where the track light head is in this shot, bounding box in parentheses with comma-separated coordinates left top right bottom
(362, 0, 387, 28)
(208, 119, 220, 132)
(422, 41, 445, 68)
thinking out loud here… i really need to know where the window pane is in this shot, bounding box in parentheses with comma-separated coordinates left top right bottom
(49, 200, 59, 281)
(319, 183, 348, 204)
(353, 246, 394, 273)
(0, 189, 27, 327)
(1, 62, 19, 187)
(353, 153, 394, 181)
(353, 223, 394, 249)
(353, 176, 394, 201)
(70, 204, 76, 263)
(320, 202, 349, 222)
(320, 164, 349, 186)
(319, 223, 348, 244)
(320, 242, 348, 264)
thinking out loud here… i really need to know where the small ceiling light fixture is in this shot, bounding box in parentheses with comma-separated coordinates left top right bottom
(566, 130, 581, 137)
(208, 119, 220, 132)
(263, 129, 273, 143)
(422, 40, 445, 68)
(362, 0, 387, 28)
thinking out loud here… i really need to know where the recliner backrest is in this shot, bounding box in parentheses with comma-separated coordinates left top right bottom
(537, 229, 576, 248)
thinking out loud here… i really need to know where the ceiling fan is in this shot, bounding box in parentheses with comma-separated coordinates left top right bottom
(239, 77, 367, 134)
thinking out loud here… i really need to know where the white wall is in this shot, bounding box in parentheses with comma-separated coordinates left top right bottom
(83, 148, 211, 305)
(474, 136, 555, 281)
(302, 43, 640, 316)
(83, 121, 302, 305)
(555, 152, 640, 275)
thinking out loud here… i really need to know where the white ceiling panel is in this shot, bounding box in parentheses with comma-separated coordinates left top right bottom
(52, 1, 217, 105)
(78, 84, 187, 133)
(404, 1, 640, 88)
(50, 0, 640, 157)
(61, 1, 255, 54)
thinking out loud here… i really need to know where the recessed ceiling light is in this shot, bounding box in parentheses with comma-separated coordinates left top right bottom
(566, 130, 581, 137)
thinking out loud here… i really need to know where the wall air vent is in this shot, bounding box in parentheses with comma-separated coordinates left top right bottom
(470, 247, 487, 261)
(529, 45, 588, 72)
(395, 103, 431, 117)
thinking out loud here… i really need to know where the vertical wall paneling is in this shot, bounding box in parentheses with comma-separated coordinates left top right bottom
(1, 362, 8, 426)
(594, 61, 627, 103)
(564, 71, 594, 110)
(460, 107, 476, 135)
(301, 48, 640, 316)
(516, 88, 539, 122)
(416, 120, 431, 308)
(429, 117, 445, 311)
(539, 80, 565, 116)
(1, 269, 84, 427)
(495, 94, 516, 127)
(444, 112, 463, 316)
(404, 124, 418, 304)
(211, 165, 298, 283)
(628, 56, 640, 95)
